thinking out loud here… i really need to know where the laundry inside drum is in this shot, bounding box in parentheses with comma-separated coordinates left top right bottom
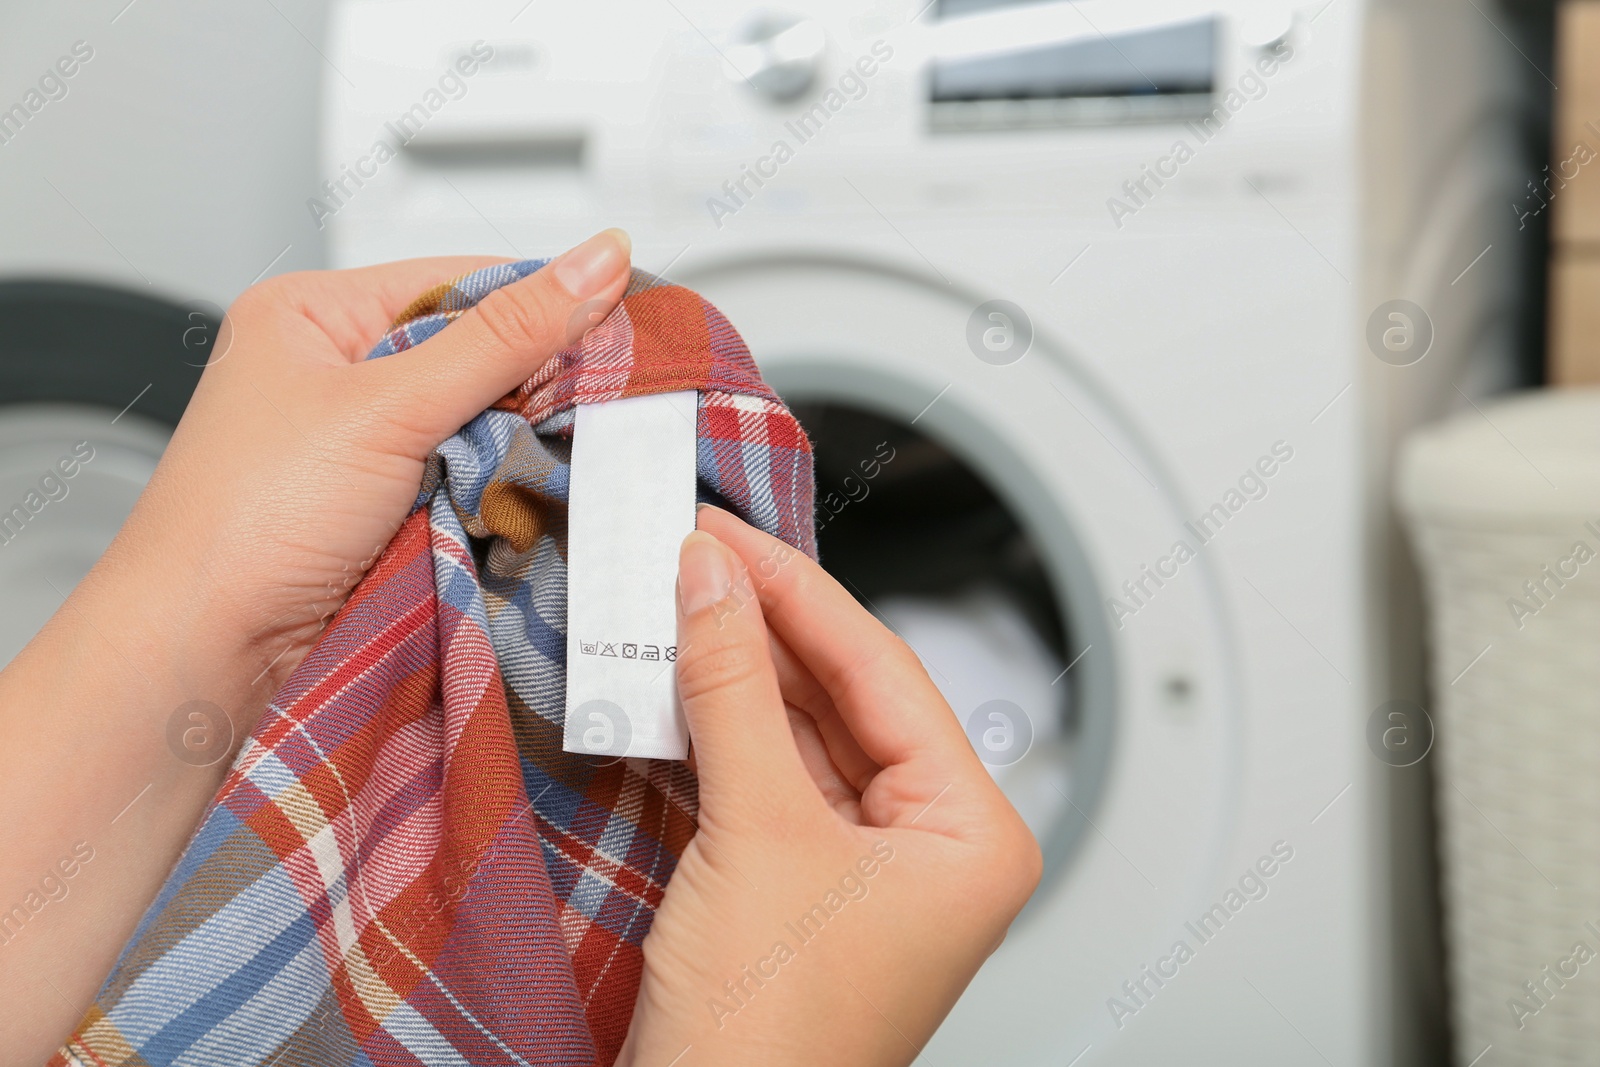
(790, 400, 1076, 851)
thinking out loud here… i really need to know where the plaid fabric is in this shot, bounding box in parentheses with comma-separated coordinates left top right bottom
(54, 261, 817, 1067)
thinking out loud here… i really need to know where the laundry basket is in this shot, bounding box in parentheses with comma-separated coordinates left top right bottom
(1398, 390, 1600, 1063)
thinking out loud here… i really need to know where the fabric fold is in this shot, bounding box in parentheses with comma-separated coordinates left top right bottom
(55, 262, 816, 1067)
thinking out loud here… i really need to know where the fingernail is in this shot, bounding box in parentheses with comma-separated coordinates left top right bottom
(679, 531, 732, 615)
(553, 228, 631, 299)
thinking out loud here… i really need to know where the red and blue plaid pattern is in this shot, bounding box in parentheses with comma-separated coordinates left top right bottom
(54, 262, 816, 1067)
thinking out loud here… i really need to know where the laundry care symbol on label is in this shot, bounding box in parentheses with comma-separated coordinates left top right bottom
(580, 640, 675, 662)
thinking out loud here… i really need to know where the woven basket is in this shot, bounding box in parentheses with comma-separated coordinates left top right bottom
(1398, 390, 1600, 1064)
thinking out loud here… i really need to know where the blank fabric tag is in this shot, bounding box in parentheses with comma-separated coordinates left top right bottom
(564, 390, 698, 760)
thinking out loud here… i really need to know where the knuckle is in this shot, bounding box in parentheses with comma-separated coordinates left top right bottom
(235, 271, 304, 311)
(1011, 830, 1044, 895)
(676, 634, 764, 704)
(882, 634, 926, 677)
(986, 819, 1043, 909)
(471, 285, 559, 354)
(221, 287, 271, 328)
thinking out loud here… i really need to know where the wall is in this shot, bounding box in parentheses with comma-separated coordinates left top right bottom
(0, 0, 332, 307)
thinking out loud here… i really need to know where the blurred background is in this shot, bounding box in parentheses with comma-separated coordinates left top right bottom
(6, 0, 1599, 1063)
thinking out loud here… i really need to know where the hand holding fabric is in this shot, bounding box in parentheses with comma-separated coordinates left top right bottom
(620, 506, 1042, 1066)
(135, 234, 633, 697)
(0, 233, 632, 1063)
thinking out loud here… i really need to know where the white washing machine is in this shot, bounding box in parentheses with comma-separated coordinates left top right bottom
(0, 283, 211, 667)
(323, 0, 1534, 1062)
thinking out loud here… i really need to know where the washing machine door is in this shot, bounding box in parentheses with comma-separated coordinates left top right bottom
(681, 253, 1242, 1064)
(0, 281, 210, 666)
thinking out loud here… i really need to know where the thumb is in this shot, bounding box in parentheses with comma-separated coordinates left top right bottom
(367, 229, 632, 439)
(675, 530, 810, 808)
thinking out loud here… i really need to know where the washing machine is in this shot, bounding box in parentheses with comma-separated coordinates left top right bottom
(0, 283, 213, 666)
(323, 0, 1534, 1061)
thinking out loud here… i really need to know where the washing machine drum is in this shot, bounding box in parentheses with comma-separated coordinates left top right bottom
(793, 400, 1083, 851)
(0, 281, 210, 665)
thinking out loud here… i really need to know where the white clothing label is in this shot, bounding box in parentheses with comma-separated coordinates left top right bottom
(564, 390, 697, 760)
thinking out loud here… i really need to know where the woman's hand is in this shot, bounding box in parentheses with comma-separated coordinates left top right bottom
(124, 232, 631, 694)
(0, 232, 632, 1062)
(620, 505, 1042, 1066)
